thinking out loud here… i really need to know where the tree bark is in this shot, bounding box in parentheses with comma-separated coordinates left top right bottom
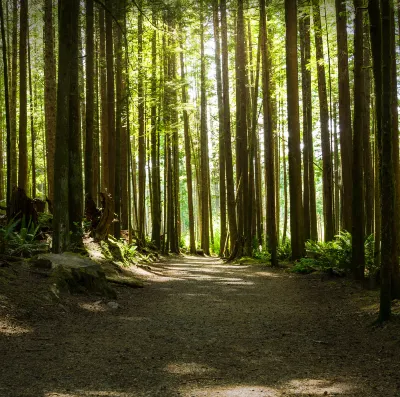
(213, 0, 227, 257)
(180, 45, 196, 254)
(18, 0, 28, 191)
(0, 0, 11, 207)
(200, 0, 210, 255)
(335, 0, 352, 232)
(85, 0, 94, 199)
(99, 7, 108, 192)
(68, 0, 83, 241)
(312, 0, 333, 242)
(105, 0, 115, 225)
(235, 0, 250, 257)
(220, 0, 238, 256)
(260, 0, 277, 265)
(138, 1, 146, 244)
(53, 0, 76, 252)
(10, 0, 17, 191)
(285, 0, 305, 259)
(44, 0, 56, 204)
(352, 0, 365, 280)
(150, 10, 161, 248)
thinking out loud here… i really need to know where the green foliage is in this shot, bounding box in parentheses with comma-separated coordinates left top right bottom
(0, 216, 49, 257)
(252, 247, 271, 263)
(291, 258, 318, 274)
(100, 237, 138, 267)
(299, 231, 376, 276)
(277, 239, 292, 261)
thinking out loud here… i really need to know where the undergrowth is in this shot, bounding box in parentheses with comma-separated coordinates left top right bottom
(291, 231, 376, 276)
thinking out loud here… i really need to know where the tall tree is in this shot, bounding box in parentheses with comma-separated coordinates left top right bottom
(285, 0, 304, 259)
(335, 0, 352, 232)
(85, 0, 94, 199)
(151, 9, 161, 249)
(300, 1, 318, 241)
(18, 0, 28, 191)
(213, 0, 227, 256)
(200, 0, 210, 255)
(99, 7, 108, 192)
(114, 0, 124, 239)
(260, 0, 277, 265)
(53, 0, 76, 252)
(220, 0, 238, 256)
(236, 0, 250, 256)
(312, 0, 334, 241)
(352, 0, 365, 280)
(138, 1, 146, 243)
(180, 46, 196, 254)
(10, 0, 17, 190)
(68, 0, 83, 241)
(0, 0, 11, 206)
(105, 0, 115, 225)
(44, 0, 56, 205)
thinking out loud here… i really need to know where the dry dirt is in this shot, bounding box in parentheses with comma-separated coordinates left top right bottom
(1, 255, 400, 397)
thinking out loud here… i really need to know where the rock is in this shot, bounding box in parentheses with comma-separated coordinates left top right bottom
(38, 252, 116, 298)
(107, 301, 119, 310)
(30, 257, 52, 270)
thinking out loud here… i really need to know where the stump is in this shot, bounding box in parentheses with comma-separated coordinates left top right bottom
(84, 192, 116, 241)
(38, 252, 116, 298)
(8, 187, 38, 228)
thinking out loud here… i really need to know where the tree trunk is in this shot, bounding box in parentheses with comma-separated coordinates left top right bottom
(299, 6, 318, 242)
(312, 0, 333, 242)
(285, 0, 304, 259)
(220, 0, 238, 256)
(44, 0, 56, 204)
(114, 0, 124, 240)
(260, 0, 277, 265)
(151, 9, 161, 249)
(352, 0, 365, 280)
(335, 0, 352, 232)
(235, 0, 250, 257)
(180, 46, 196, 254)
(369, 0, 394, 321)
(0, 0, 11, 206)
(28, 34, 35, 198)
(200, 1, 210, 255)
(18, 0, 28, 191)
(99, 7, 108, 192)
(85, 0, 94, 199)
(363, 18, 374, 237)
(138, 2, 146, 244)
(213, 0, 227, 257)
(105, 0, 115, 225)
(68, 0, 83, 241)
(10, 0, 17, 191)
(53, 0, 76, 252)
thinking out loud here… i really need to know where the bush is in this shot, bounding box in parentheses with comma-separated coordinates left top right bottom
(277, 239, 291, 261)
(291, 258, 318, 274)
(303, 231, 376, 276)
(0, 216, 49, 257)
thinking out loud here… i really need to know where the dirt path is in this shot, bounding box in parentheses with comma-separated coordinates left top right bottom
(1, 255, 400, 397)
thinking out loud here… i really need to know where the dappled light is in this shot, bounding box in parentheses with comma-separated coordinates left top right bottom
(0, 318, 32, 336)
(286, 379, 354, 395)
(179, 385, 279, 397)
(78, 302, 106, 313)
(164, 361, 216, 376)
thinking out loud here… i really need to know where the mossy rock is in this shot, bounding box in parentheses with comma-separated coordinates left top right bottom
(39, 253, 116, 299)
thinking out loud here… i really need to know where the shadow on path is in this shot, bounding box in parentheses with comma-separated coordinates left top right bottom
(0, 255, 399, 396)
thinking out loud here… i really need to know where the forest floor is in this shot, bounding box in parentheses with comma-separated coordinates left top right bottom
(1, 255, 400, 397)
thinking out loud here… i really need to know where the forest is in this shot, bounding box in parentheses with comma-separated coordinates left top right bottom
(2, 0, 400, 395)
(0, 0, 400, 315)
